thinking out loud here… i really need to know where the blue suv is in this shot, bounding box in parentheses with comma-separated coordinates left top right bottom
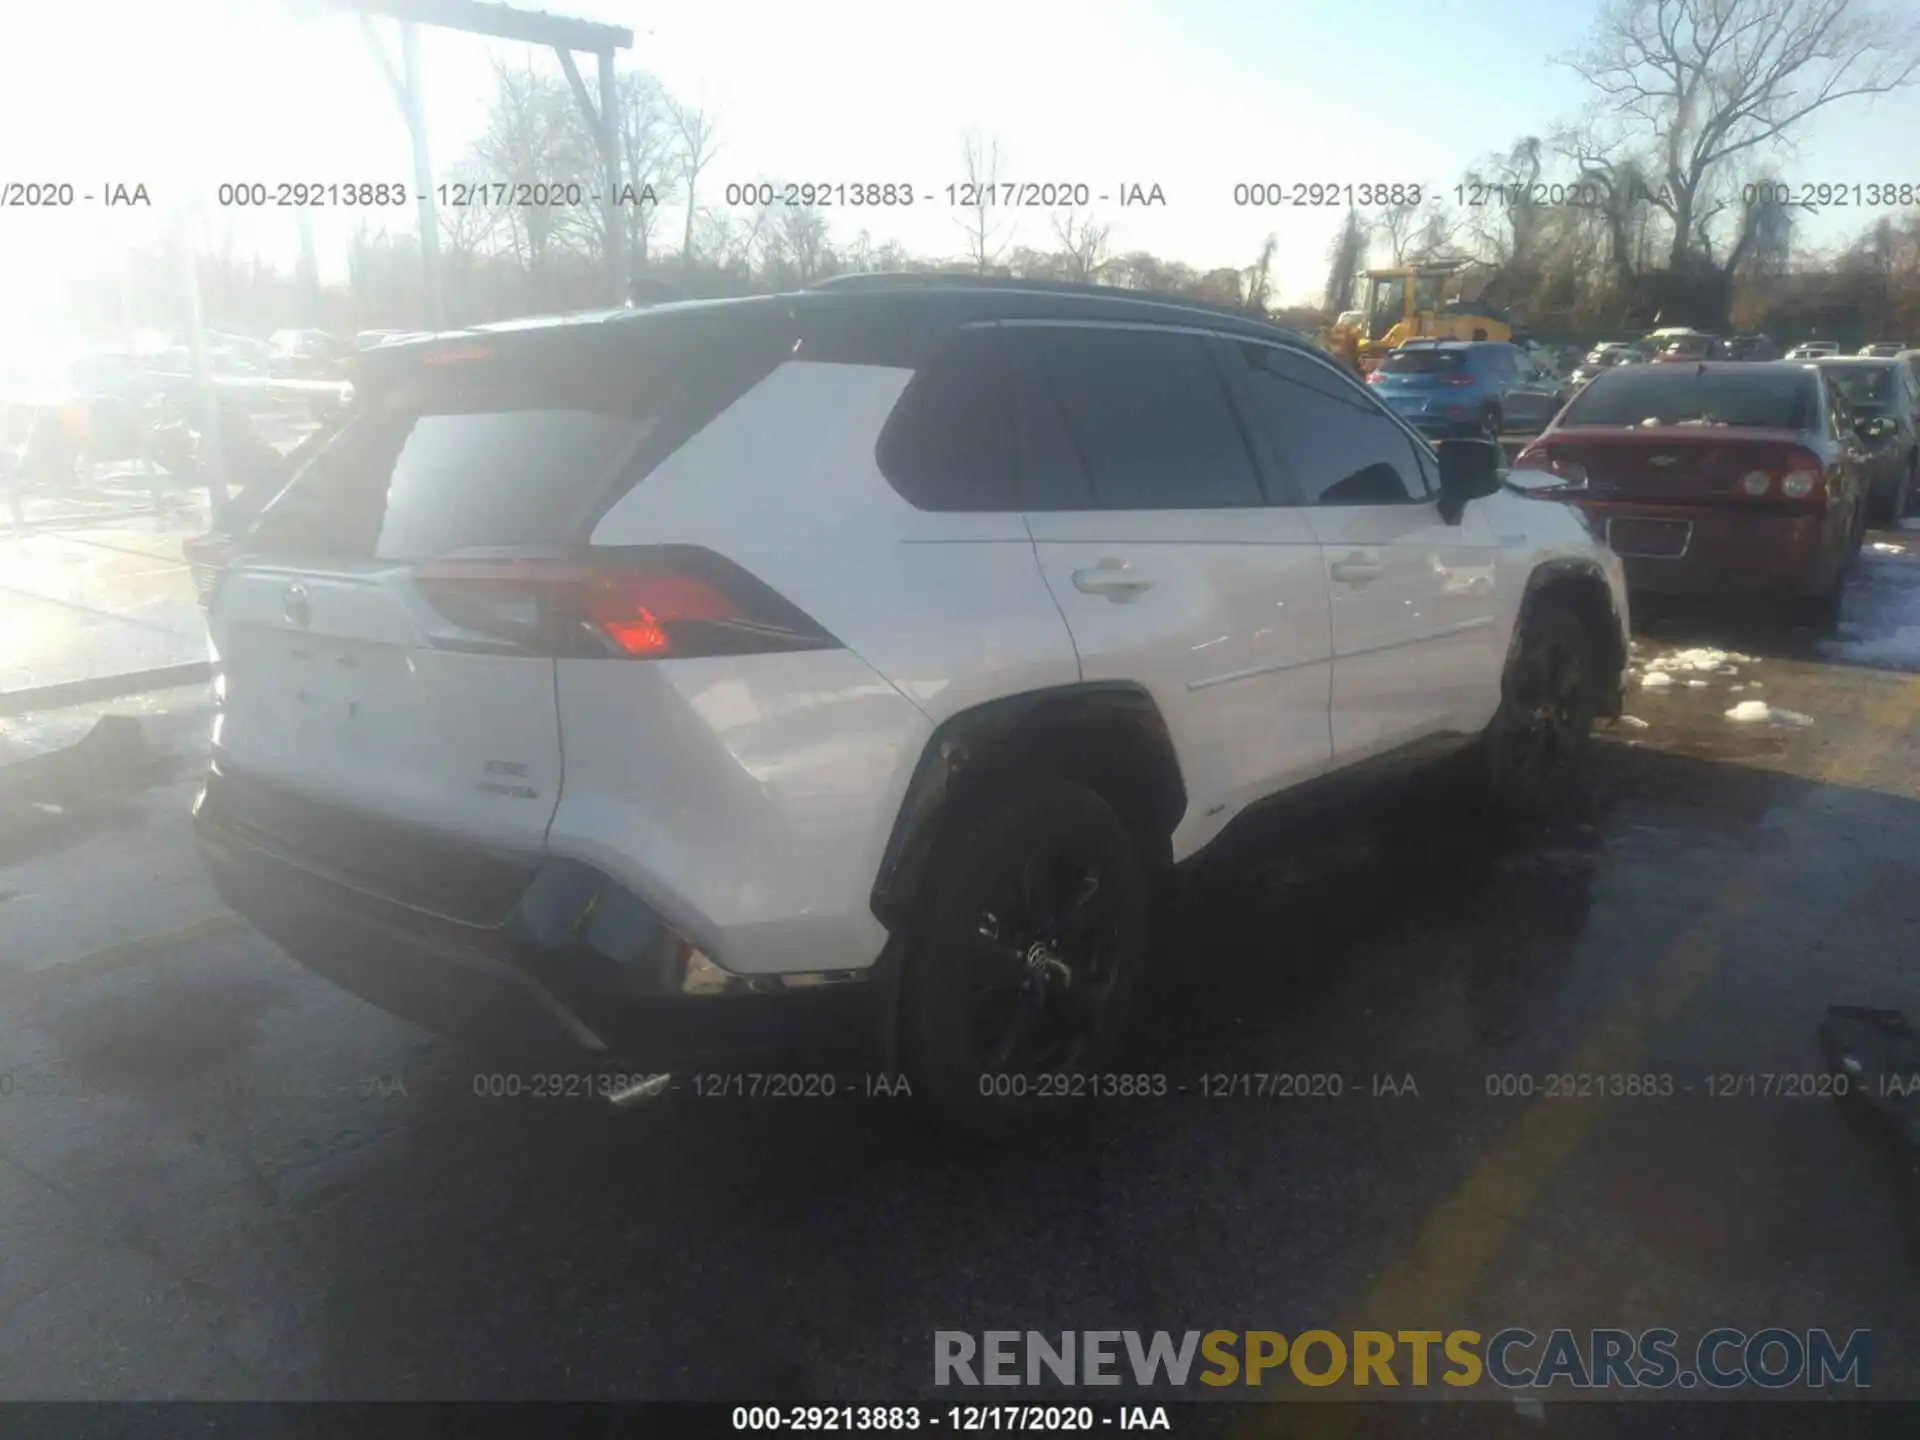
(1365, 341, 1567, 440)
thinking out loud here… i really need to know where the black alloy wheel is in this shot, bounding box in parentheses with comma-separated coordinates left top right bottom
(906, 779, 1150, 1130)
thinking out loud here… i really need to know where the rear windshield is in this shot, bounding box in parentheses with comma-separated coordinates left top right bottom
(1818, 364, 1897, 408)
(1378, 349, 1469, 373)
(246, 315, 788, 561)
(1559, 369, 1816, 430)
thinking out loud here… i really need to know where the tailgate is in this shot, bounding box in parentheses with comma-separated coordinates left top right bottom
(211, 561, 564, 853)
(204, 310, 796, 861)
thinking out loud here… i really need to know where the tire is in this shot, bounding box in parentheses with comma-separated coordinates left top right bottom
(902, 777, 1152, 1134)
(1894, 457, 1916, 521)
(1484, 605, 1597, 821)
(1790, 574, 1844, 633)
(1793, 506, 1860, 631)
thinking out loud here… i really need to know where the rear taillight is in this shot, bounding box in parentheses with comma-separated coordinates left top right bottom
(413, 547, 839, 660)
(1366, 371, 1386, 383)
(1780, 449, 1824, 503)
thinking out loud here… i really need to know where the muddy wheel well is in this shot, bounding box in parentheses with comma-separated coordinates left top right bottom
(1520, 568, 1626, 717)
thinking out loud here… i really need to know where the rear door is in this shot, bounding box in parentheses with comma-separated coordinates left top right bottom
(1008, 323, 1334, 855)
(1499, 345, 1566, 431)
(1222, 340, 1501, 759)
(210, 322, 783, 851)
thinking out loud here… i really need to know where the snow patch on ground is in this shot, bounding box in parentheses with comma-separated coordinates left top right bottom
(1869, 541, 1905, 555)
(1649, 647, 1754, 672)
(1725, 700, 1814, 727)
(1641, 672, 1673, 688)
(1619, 715, 1650, 729)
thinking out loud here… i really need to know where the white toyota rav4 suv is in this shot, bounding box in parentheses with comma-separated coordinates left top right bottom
(193, 276, 1630, 1126)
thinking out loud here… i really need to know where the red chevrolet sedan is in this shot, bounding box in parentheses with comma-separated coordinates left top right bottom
(1510, 362, 1869, 629)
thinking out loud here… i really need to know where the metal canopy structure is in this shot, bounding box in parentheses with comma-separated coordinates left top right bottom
(325, 0, 635, 328)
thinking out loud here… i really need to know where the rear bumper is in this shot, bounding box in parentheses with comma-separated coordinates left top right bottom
(193, 765, 885, 1068)
(1561, 499, 1840, 598)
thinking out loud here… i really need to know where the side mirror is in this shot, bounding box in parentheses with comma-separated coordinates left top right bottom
(1436, 438, 1504, 524)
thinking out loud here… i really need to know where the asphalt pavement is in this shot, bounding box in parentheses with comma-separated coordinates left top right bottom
(0, 525, 1918, 1408)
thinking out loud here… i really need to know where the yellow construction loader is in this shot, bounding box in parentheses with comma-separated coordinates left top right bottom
(1320, 262, 1513, 373)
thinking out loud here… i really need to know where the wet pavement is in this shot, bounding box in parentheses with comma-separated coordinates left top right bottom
(0, 500, 210, 698)
(0, 532, 1917, 1405)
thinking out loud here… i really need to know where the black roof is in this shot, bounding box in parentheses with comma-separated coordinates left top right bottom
(366, 276, 1319, 371)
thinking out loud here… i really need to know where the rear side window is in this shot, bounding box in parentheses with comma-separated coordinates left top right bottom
(874, 326, 1018, 510)
(248, 316, 788, 561)
(1018, 326, 1265, 510)
(1226, 342, 1428, 505)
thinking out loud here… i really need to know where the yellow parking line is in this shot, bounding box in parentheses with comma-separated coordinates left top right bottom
(1, 911, 245, 1004)
(1233, 676, 1920, 1430)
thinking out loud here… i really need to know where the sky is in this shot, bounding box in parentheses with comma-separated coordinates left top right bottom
(2, 0, 1919, 340)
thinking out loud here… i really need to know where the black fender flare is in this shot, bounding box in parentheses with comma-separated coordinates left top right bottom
(868, 682, 1186, 933)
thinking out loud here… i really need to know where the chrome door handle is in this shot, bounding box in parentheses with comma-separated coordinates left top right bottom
(1330, 554, 1382, 585)
(1072, 560, 1153, 598)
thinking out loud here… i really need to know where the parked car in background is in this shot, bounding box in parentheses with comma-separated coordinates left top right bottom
(1815, 357, 1919, 522)
(1727, 334, 1779, 361)
(1366, 339, 1566, 438)
(1510, 361, 1867, 630)
(268, 329, 347, 379)
(1785, 341, 1841, 360)
(1567, 346, 1644, 393)
(1859, 342, 1907, 358)
(1899, 350, 1920, 391)
(1652, 333, 1729, 362)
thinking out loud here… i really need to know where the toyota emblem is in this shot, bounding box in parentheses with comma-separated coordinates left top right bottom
(282, 582, 312, 628)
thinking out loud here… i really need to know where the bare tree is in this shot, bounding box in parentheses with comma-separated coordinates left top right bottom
(670, 99, 721, 266)
(1323, 207, 1372, 311)
(1244, 233, 1278, 313)
(772, 204, 837, 285)
(471, 60, 602, 287)
(1458, 136, 1549, 271)
(1050, 210, 1112, 283)
(1566, 0, 1920, 274)
(1409, 204, 1461, 263)
(1379, 203, 1423, 265)
(959, 132, 1011, 274)
(617, 71, 681, 271)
